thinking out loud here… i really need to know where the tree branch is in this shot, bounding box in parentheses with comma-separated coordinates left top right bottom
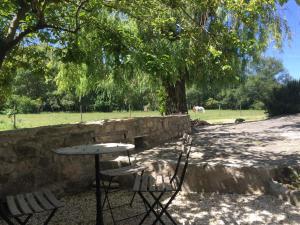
(6, 2, 30, 42)
(10, 25, 45, 47)
(102, 2, 152, 26)
(43, 23, 79, 33)
(75, 0, 89, 33)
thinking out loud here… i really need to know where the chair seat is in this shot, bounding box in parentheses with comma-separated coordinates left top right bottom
(4, 189, 64, 217)
(99, 164, 145, 225)
(100, 165, 145, 177)
(133, 174, 178, 192)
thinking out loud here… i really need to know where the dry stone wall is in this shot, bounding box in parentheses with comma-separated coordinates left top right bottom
(0, 115, 190, 196)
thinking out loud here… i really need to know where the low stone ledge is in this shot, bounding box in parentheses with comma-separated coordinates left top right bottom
(146, 160, 272, 195)
(142, 158, 300, 207)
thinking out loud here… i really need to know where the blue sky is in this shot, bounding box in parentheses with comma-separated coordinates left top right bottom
(265, 1, 300, 79)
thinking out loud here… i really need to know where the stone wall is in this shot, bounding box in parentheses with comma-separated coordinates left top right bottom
(0, 115, 190, 197)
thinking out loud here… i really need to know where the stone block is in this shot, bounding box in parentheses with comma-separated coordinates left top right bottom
(114, 123, 126, 131)
(13, 142, 40, 160)
(41, 137, 65, 151)
(0, 162, 15, 176)
(104, 123, 115, 133)
(0, 147, 18, 163)
(64, 131, 94, 146)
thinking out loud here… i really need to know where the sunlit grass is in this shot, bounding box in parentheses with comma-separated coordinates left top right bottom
(0, 110, 266, 131)
(189, 109, 266, 123)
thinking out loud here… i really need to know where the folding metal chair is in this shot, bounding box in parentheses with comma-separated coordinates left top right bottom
(0, 189, 64, 225)
(132, 135, 192, 225)
(99, 149, 145, 224)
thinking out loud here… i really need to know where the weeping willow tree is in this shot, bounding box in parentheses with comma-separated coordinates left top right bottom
(58, 0, 293, 114)
(67, 0, 293, 114)
(56, 62, 89, 121)
(128, 0, 293, 114)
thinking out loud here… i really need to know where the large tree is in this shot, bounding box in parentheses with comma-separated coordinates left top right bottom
(126, 0, 293, 114)
(1, 0, 298, 114)
(0, 0, 89, 67)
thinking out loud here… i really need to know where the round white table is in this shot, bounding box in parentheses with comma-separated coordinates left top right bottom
(54, 143, 135, 225)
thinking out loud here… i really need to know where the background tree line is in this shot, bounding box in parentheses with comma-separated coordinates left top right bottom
(0, 44, 294, 114)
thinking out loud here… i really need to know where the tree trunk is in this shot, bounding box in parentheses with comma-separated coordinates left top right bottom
(164, 74, 188, 115)
(0, 48, 7, 68)
(0, 41, 19, 69)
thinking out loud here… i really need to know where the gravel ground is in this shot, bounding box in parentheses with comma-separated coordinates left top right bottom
(132, 114, 300, 169)
(192, 114, 300, 167)
(2, 115, 300, 225)
(1, 190, 299, 225)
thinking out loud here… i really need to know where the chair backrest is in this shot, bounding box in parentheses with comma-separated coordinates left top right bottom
(181, 133, 193, 153)
(170, 134, 192, 188)
(178, 148, 191, 188)
(170, 151, 183, 183)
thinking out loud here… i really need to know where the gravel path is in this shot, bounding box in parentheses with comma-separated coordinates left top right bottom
(1, 190, 299, 225)
(133, 114, 300, 168)
(192, 114, 300, 167)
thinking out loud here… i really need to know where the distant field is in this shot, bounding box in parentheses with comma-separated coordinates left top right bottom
(0, 110, 266, 131)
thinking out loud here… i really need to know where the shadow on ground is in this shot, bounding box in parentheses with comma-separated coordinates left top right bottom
(2, 190, 298, 225)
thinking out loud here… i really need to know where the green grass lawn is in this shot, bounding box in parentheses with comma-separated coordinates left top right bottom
(0, 110, 266, 131)
(189, 109, 266, 123)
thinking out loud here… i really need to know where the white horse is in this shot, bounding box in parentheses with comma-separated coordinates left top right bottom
(193, 106, 205, 113)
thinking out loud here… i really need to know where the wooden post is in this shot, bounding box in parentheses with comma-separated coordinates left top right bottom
(129, 104, 131, 118)
(239, 103, 242, 116)
(13, 105, 16, 129)
(80, 96, 83, 123)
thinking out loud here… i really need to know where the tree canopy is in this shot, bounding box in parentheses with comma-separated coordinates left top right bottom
(1, 0, 298, 114)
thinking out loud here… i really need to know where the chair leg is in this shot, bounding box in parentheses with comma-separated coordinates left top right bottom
(151, 191, 180, 225)
(14, 215, 32, 225)
(101, 179, 108, 209)
(149, 192, 177, 225)
(101, 176, 114, 209)
(132, 191, 148, 214)
(0, 208, 15, 225)
(106, 191, 116, 225)
(129, 191, 137, 207)
(43, 209, 57, 225)
(101, 177, 117, 225)
(137, 192, 165, 225)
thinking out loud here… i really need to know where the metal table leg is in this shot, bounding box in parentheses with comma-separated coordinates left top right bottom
(95, 155, 104, 225)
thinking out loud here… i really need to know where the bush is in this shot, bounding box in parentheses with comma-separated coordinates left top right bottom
(205, 98, 219, 109)
(5, 95, 42, 113)
(157, 88, 167, 115)
(264, 80, 300, 117)
(186, 87, 204, 107)
(219, 90, 239, 109)
(250, 101, 264, 110)
(93, 96, 112, 112)
(60, 94, 76, 111)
